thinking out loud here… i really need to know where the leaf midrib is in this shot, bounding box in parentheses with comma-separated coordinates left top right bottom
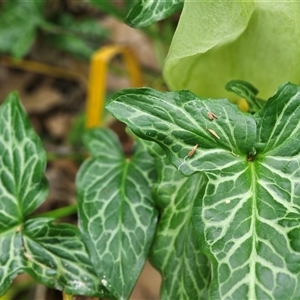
(248, 162, 258, 299)
(118, 157, 130, 297)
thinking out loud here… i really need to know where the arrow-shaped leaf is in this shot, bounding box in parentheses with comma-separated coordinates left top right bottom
(0, 92, 48, 226)
(76, 128, 158, 300)
(106, 82, 300, 299)
(0, 92, 48, 294)
(0, 92, 113, 298)
(193, 82, 300, 299)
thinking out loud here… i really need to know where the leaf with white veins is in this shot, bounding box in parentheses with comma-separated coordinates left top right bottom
(106, 82, 300, 299)
(106, 88, 256, 176)
(146, 143, 210, 299)
(125, 0, 183, 28)
(23, 218, 110, 297)
(0, 92, 47, 295)
(0, 92, 48, 226)
(76, 128, 158, 300)
(0, 92, 113, 297)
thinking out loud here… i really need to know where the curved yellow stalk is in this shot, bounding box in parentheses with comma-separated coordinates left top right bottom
(86, 45, 143, 128)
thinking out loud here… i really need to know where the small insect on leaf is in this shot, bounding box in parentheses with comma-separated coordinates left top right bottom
(188, 144, 198, 157)
(207, 128, 220, 139)
(207, 112, 218, 120)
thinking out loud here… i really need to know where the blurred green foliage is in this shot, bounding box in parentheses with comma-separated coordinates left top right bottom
(0, 0, 109, 59)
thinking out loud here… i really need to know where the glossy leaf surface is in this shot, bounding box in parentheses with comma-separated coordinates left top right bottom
(23, 218, 110, 298)
(125, 0, 183, 28)
(146, 143, 210, 299)
(107, 87, 256, 176)
(107, 82, 300, 299)
(0, 93, 48, 224)
(0, 230, 23, 294)
(76, 128, 158, 300)
(0, 93, 111, 297)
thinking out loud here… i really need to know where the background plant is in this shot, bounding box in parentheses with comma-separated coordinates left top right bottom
(0, 0, 108, 59)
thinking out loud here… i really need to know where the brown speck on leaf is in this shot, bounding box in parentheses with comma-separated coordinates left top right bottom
(207, 128, 220, 139)
(207, 112, 218, 120)
(188, 144, 198, 157)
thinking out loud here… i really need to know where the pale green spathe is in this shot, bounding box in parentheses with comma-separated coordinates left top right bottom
(163, 1, 300, 100)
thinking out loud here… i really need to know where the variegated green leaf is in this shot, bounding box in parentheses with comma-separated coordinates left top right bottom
(125, 0, 183, 28)
(0, 230, 23, 294)
(0, 92, 48, 295)
(255, 82, 300, 155)
(0, 92, 48, 226)
(193, 82, 300, 299)
(76, 128, 158, 300)
(106, 82, 300, 299)
(23, 218, 110, 298)
(0, 93, 113, 298)
(106, 88, 256, 176)
(146, 143, 210, 299)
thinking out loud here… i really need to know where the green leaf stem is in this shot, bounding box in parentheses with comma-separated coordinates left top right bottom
(76, 128, 158, 300)
(107, 82, 300, 299)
